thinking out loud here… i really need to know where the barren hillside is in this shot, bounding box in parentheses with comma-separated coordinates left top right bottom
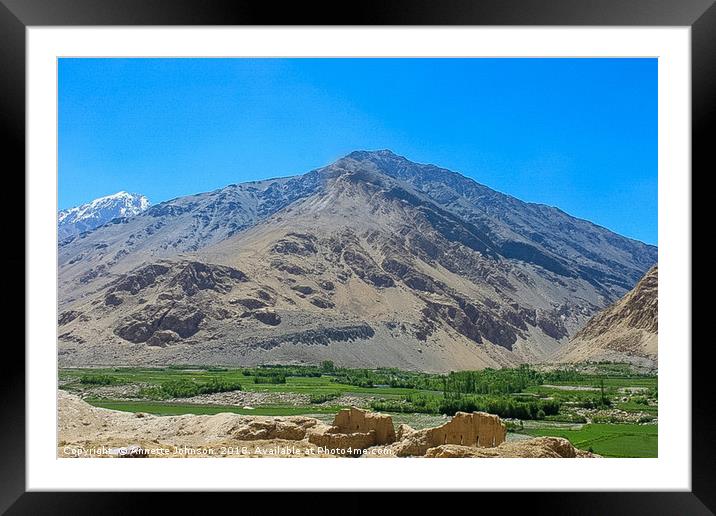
(58, 151, 657, 370)
(556, 265, 658, 367)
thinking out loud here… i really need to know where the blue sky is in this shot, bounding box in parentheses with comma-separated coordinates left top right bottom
(59, 58, 657, 244)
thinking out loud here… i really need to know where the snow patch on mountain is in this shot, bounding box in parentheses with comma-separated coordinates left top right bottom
(58, 191, 150, 240)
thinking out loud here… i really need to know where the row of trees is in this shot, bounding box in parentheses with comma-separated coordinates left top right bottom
(438, 396, 560, 419)
(252, 373, 286, 384)
(79, 374, 116, 385)
(441, 365, 544, 396)
(140, 378, 243, 399)
(370, 392, 560, 420)
(242, 366, 320, 378)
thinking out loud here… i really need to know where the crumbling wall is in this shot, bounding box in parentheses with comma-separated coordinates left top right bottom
(426, 411, 506, 447)
(233, 418, 319, 441)
(391, 411, 507, 457)
(332, 407, 396, 445)
(308, 430, 376, 451)
(306, 407, 396, 452)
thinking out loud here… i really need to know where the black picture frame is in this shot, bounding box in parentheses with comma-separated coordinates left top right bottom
(2, 0, 711, 513)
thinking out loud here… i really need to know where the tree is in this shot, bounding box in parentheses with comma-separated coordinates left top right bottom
(599, 377, 608, 407)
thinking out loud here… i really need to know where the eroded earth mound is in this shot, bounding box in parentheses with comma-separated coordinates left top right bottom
(58, 392, 595, 459)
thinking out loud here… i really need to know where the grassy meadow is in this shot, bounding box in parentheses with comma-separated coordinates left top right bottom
(59, 362, 657, 457)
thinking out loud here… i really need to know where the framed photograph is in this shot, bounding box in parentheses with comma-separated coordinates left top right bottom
(4, 0, 712, 511)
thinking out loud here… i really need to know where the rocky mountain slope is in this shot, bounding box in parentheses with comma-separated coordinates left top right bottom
(57, 150, 657, 370)
(59, 191, 150, 241)
(556, 265, 658, 367)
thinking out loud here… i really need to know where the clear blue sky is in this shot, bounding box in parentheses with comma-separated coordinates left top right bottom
(59, 58, 657, 244)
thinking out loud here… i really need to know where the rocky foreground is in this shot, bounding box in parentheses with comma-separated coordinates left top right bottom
(58, 391, 596, 458)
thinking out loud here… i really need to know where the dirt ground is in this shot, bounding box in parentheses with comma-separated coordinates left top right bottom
(58, 391, 595, 459)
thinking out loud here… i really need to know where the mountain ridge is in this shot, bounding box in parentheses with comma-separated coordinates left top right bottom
(58, 191, 150, 241)
(556, 265, 658, 367)
(57, 150, 657, 370)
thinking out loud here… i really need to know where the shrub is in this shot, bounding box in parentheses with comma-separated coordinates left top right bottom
(370, 398, 433, 414)
(309, 392, 340, 404)
(578, 397, 612, 409)
(504, 420, 523, 432)
(141, 378, 242, 399)
(79, 374, 115, 386)
(137, 386, 164, 399)
(197, 378, 243, 395)
(159, 379, 201, 398)
(320, 360, 335, 373)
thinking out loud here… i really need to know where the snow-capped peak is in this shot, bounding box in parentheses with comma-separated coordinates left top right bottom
(58, 191, 151, 239)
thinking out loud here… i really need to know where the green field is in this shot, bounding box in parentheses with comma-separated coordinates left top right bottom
(525, 423, 658, 458)
(61, 367, 432, 397)
(88, 399, 343, 417)
(60, 362, 657, 457)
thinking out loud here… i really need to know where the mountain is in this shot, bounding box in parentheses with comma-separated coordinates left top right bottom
(57, 150, 657, 371)
(58, 191, 150, 240)
(555, 265, 658, 368)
